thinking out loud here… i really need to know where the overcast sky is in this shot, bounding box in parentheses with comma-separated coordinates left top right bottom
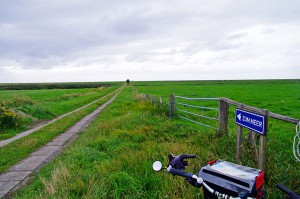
(0, 0, 300, 83)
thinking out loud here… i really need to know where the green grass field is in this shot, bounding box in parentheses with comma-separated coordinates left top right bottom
(0, 82, 122, 140)
(12, 80, 300, 198)
(0, 86, 123, 173)
(134, 79, 300, 118)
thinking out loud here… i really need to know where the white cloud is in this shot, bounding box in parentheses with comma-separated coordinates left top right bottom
(0, 0, 299, 82)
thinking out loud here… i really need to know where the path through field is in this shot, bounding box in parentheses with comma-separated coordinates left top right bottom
(0, 87, 123, 198)
(0, 87, 121, 148)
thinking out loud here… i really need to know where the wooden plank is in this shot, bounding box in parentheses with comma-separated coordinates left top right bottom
(236, 125, 243, 161)
(236, 103, 244, 161)
(269, 112, 299, 124)
(218, 99, 229, 136)
(258, 109, 268, 171)
(221, 97, 299, 124)
(259, 135, 267, 170)
(250, 131, 259, 159)
(169, 94, 175, 117)
(153, 96, 157, 104)
(221, 98, 266, 114)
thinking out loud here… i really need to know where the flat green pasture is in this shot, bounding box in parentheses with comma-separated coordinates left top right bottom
(0, 83, 121, 139)
(0, 89, 120, 173)
(0, 83, 121, 117)
(134, 79, 300, 118)
(14, 81, 300, 198)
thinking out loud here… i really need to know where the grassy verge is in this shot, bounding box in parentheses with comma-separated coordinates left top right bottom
(13, 86, 298, 198)
(0, 88, 121, 173)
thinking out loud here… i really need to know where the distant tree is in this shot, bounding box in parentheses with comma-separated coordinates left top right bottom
(126, 79, 130, 85)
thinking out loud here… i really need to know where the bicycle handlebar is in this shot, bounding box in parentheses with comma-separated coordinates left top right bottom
(168, 154, 196, 171)
(167, 165, 254, 199)
(165, 154, 258, 199)
(181, 154, 196, 159)
(168, 168, 300, 199)
(277, 184, 300, 199)
(169, 167, 194, 178)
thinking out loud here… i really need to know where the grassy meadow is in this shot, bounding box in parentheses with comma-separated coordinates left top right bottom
(134, 79, 300, 118)
(0, 85, 123, 173)
(13, 80, 300, 198)
(0, 82, 121, 140)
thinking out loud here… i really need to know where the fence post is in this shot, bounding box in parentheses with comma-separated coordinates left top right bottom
(218, 98, 229, 136)
(248, 131, 259, 159)
(236, 103, 244, 161)
(160, 96, 163, 104)
(153, 96, 157, 104)
(169, 93, 175, 117)
(258, 109, 268, 171)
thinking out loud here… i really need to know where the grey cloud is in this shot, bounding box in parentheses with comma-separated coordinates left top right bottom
(0, 0, 300, 81)
(227, 33, 248, 40)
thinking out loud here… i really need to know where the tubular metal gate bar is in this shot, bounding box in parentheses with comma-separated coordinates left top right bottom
(173, 95, 219, 130)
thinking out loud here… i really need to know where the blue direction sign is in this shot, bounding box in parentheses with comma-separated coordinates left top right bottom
(235, 109, 266, 135)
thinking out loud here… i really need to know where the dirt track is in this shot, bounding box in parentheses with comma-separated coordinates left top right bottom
(0, 87, 123, 198)
(0, 88, 121, 148)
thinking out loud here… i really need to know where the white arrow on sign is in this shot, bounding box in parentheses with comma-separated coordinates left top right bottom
(237, 113, 242, 121)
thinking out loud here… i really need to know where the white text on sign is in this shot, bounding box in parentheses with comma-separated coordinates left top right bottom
(242, 116, 263, 128)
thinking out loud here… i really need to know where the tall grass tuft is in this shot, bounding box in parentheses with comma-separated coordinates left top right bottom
(30, 105, 56, 119)
(0, 95, 34, 107)
(41, 162, 71, 195)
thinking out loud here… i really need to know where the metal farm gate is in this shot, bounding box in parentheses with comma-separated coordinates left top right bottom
(169, 93, 300, 170)
(169, 94, 220, 130)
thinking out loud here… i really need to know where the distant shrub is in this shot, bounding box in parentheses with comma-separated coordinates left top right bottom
(0, 107, 23, 130)
(13, 95, 34, 106)
(58, 93, 82, 101)
(30, 105, 56, 119)
(0, 82, 113, 90)
(0, 99, 12, 107)
(0, 95, 33, 107)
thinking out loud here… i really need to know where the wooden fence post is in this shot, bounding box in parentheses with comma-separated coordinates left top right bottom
(250, 131, 259, 159)
(153, 96, 157, 104)
(218, 98, 229, 136)
(236, 103, 244, 161)
(258, 109, 268, 171)
(169, 93, 175, 117)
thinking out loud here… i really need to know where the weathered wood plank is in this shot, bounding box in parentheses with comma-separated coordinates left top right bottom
(221, 97, 299, 124)
(218, 99, 229, 136)
(236, 125, 243, 161)
(258, 109, 268, 171)
(269, 112, 299, 124)
(259, 135, 267, 170)
(236, 103, 244, 161)
(169, 94, 175, 117)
